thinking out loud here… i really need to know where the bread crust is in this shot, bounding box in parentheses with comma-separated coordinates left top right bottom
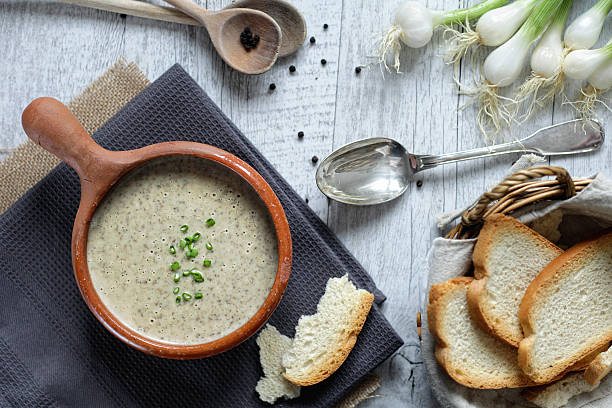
(283, 291, 374, 386)
(518, 231, 612, 384)
(469, 214, 562, 348)
(584, 346, 612, 386)
(428, 277, 536, 389)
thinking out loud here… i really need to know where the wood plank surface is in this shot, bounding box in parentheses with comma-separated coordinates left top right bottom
(1, 1, 611, 407)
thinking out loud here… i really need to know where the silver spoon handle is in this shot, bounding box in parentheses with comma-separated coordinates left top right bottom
(414, 119, 604, 172)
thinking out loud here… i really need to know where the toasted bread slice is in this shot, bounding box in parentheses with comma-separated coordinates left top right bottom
(428, 277, 535, 389)
(282, 275, 374, 386)
(522, 372, 598, 408)
(468, 214, 563, 347)
(518, 231, 612, 383)
(255, 325, 301, 404)
(585, 345, 612, 386)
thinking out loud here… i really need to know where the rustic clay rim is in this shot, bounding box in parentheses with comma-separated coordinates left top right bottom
(22, 97, 292, 359)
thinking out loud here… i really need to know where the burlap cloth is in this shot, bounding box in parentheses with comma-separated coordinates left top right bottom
(0, 58, 380, 408)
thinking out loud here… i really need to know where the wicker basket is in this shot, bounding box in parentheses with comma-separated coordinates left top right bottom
(416, 165, 593, 339)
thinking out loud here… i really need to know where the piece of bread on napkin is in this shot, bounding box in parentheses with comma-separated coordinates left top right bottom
(518, 231, 612, 384)
(256, 325, 301, 404)
(428, 277, 535, 389)
(468, 214, 563, 347)
(585, 345, 612, 386)
(282, 274, 374, 386)
(522, 372, 598, 408)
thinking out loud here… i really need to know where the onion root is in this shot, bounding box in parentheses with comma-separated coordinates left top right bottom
(375, 24, 404, 73)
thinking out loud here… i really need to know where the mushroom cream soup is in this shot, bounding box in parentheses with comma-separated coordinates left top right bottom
(87, 156, 278, 344)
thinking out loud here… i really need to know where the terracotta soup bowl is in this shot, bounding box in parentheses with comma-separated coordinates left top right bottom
(22, 97, 292, 359)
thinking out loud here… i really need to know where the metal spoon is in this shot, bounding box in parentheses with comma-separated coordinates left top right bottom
(60, 0, 306, 57)
(316, 119, 605, 206)
(164, 0, 282, 74)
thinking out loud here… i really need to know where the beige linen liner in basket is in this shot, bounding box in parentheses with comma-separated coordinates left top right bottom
(420, 163, 612, 408)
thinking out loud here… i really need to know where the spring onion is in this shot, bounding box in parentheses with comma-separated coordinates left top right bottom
(180, 225, 188, 233)
(375, 0, 508, 72)
(173, 287, 180, 294)
(445, 0, 538, 67)
(169, 245, 176, 255)
(203, 259, 212, 267)
(194, 292, 203, 299)
(471, 0, 562, 135)
(206, 242, 213, 250)
(182, 292, 192, 301)
(570, 58, 612, 119)
(206, 218, 215, 227)
(563, 37, 612, 80)
(514, 0, 573, 119)
(179, 239, 187, 249)
(173, 272, 181, 283)
(170, 261, 180, 271)
(183, 270, 192, 276)
(564, 0, 612, 50)
(192, 232, 201, 241)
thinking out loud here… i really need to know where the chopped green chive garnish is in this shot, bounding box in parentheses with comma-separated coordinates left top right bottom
(185, 236, 193, 244)
(203, 259, 212, 267)
(180, 225, 189, 233)
(173, 287, 180, 294)
(194, 292, 203, 299)
(192, 270, 203, 282)
(169, 245, 176, 255)
(206, 242, 213, 250)
(188, 248, 198, 258)
(173, 272, 181, 283)
(206, 218, 215, 227)
(183, 270, 192, 276)
(182, 292, 192, 301)
(192, 232, 201, 241)
(170, 261, 180, 271)
(179, 239, 187, 249)
(176, 296, 181, 303)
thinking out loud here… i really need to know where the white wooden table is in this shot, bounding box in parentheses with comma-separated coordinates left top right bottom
(2, 1, 611, 406)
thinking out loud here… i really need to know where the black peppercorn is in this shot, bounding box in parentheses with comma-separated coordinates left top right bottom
(269, 83, 276, 91)
(311, 156, 319, 164)
(305, 197, 309, 203)
(355, 66, 362, 74)
(321, 59, 327, 65)
(310, 36, 316, 44)
(416, 180, 423, 188)
(323, 24, 328, 30)
(240, 27, 260, 51)
(289, 65, 296, 73)
(297, 131, 304, 138)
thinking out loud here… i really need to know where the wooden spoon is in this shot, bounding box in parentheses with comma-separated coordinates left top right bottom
(225, 0, 306, 57)
(60, 0, 304, 57)
(163, 0, 281, 74)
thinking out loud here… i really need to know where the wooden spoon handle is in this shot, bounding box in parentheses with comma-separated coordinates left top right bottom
(59, 0, 200, 26)
(21, 97, 118, 183)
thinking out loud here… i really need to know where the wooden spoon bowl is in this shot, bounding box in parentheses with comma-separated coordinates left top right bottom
(22, 97, 292, 359)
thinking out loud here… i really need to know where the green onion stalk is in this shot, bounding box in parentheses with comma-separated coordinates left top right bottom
(375, 0, 507, 73)
(564, 0, 612, 50)
(467, 0, 563, 139)
(514, 0, 573, 121)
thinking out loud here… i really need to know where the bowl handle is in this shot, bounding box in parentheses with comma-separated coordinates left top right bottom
(22, 97, 123, 188)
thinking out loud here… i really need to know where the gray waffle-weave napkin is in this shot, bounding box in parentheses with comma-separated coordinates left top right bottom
(0, 64, 403, 407)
